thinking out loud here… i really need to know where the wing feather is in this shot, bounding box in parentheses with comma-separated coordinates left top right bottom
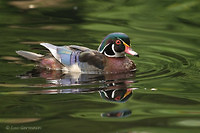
(40, 43, 61, 62)
(79, 51, 105, 69)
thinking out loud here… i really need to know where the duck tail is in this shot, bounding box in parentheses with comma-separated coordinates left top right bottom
(16, 50, 44, 61)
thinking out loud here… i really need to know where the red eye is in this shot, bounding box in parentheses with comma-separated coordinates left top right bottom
(115, 40, 121, 45)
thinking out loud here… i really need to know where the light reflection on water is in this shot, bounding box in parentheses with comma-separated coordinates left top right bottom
(2, 68, 139, 119)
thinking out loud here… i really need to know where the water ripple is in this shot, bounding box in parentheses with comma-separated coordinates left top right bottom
(135, 44, 196, 82)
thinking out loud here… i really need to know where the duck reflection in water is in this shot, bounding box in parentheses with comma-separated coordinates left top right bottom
(19, 68, 136, 118)
(101, 109, 132, 118)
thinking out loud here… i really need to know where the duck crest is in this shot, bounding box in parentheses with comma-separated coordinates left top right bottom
(98, 33, 117, 53)
(98, 32, 132, 57)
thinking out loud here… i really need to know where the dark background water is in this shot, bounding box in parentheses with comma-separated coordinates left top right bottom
(0, 0, 200, 133)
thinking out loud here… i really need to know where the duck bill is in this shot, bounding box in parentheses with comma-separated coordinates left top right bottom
(124, 43, 139, 57)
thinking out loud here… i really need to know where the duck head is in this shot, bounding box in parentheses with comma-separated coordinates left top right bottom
(98, 32, 139, 57)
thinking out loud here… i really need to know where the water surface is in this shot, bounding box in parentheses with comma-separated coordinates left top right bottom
(0, 0, 200, 133)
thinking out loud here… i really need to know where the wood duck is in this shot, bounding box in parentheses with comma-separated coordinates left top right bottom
(16, 32, 139, 74)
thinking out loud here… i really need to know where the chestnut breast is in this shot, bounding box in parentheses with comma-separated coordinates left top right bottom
(104, 57, 136, 73)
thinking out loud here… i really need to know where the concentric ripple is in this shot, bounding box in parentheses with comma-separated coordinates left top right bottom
(135, 44, 196, 82)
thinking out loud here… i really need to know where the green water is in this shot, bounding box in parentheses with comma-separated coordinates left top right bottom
(0, 0, 200, 133)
